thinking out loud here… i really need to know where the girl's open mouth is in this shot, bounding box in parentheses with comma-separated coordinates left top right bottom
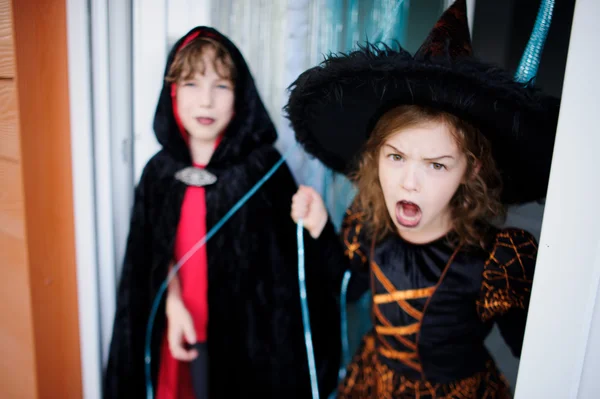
(396, 200, 422, 228)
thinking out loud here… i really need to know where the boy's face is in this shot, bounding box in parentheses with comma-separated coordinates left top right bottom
(175, 48, 235, 145)
(378, 121, 467, 243)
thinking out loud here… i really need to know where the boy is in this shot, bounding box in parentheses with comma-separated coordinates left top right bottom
(103, 27, 340, 399)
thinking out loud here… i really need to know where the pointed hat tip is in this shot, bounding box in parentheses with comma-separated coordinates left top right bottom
(414, 0, 472, 61)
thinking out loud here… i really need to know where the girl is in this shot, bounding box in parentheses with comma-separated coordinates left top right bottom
(287, 0, 559, 397)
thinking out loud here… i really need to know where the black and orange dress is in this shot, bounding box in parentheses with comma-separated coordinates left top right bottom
(316, 208, 537, 399)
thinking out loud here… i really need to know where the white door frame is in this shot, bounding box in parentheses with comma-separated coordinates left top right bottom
(66, 0, 135, 397)
(514, 0, 600, 397)
(66, 1, 101, 397)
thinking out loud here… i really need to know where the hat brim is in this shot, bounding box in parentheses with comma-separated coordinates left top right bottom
(285, 44, 560, 205)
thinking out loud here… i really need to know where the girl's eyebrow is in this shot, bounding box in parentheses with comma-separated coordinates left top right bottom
(424, 155, 455, 161)
(385, 144, 454, 161)
(384, 143, 404, 154)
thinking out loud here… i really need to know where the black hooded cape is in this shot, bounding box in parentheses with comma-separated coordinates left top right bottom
(103, 27, 340, 399)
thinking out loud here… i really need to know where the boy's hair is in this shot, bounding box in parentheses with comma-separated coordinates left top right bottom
(351, 105, 505, 248)
(166, 36, 237, 84)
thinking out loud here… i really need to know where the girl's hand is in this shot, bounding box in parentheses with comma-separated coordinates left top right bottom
(291, 185, 328, 239)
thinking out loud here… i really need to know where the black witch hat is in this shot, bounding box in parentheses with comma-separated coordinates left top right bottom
(285, 0, 559, 205)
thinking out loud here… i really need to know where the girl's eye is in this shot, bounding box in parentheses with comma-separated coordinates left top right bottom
(216, 83, 232, 89)
(431, 162, 446, 170)
(388, 154, 403, 161)
(182, 82, 195, 87)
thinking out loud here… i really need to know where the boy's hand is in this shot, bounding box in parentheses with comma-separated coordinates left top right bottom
(165, 296, 198, 361)
(291, 185, 328, 239)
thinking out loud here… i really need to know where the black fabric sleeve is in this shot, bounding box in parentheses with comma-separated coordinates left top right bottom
(476, 228, 538, 357)
(309, 205, 371, 302)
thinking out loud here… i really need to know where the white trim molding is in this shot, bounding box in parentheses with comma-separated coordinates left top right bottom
(66, 0, 102, 397)
(514, 0, 600, 397)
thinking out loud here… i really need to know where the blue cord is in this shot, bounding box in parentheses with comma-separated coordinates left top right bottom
(144, 144, 296, 399)
(297, 224, 353, 398)
(297, 220, 320, 399)
(338, 270, 352, 381)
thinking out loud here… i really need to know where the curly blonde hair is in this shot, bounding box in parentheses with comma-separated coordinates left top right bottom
(351, 105, 505, 248)
(166, 36, 237, 84)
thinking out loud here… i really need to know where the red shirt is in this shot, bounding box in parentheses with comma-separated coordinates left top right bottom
(156, 163, 209, 399)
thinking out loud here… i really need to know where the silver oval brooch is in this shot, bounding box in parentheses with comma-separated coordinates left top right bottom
(174, 167, 217, 187)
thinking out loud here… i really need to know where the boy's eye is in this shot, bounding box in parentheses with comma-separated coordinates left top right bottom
(182, 81, 196, 87)
(388, 154, 403, 161)
(431, 162, 446, 170)
(216, 83, 231, 89)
